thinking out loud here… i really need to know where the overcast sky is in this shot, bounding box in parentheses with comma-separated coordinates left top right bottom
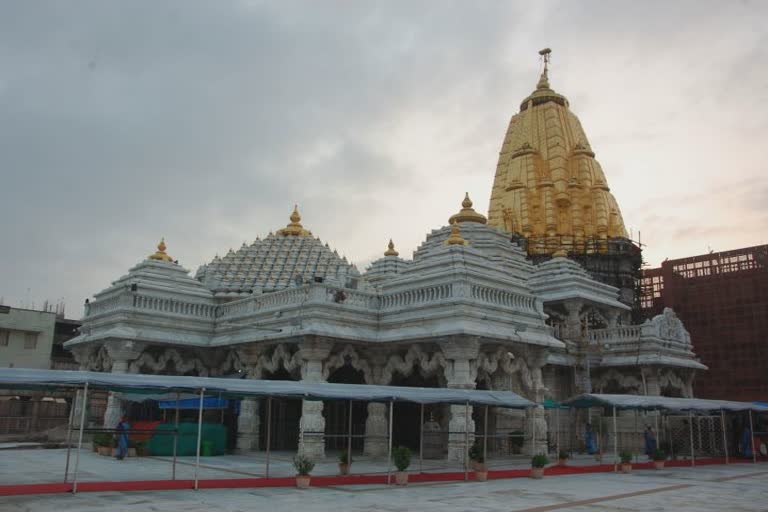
(1, 0, 766, 317)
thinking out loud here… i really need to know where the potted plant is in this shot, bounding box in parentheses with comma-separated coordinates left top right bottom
(134, 440, 150, 457)
(652, 448, 666, 469)
(530, 454, 549, 479)
(338, 450, 352, 475)
(293, 454, 315, 489)
(619, 451, 633, 473)
(93, 433, 113, 456)
(392, 446, 411, 485)
(469, 442, 487, 481)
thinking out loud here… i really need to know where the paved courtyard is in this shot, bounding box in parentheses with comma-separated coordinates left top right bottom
(0, 449, 766, 512)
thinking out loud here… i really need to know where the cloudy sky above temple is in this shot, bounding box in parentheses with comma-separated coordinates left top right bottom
(1, 0, 766, 315)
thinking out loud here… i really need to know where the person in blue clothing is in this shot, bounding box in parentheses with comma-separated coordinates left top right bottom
(115, 415, 130, 460)
(643, 426, 657, 458)
(585, 423, 597, 455)
(741, 425, 753, 458)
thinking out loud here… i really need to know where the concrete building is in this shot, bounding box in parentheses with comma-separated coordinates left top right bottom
(65, 52, 706, 461)
(0, 306, 57, 369)
(641, 245, 768, 401)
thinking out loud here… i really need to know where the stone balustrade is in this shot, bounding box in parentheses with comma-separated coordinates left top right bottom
(588, 325, 642, 344)
(470, 284, 537, 312)
(379, 283, 452, 310)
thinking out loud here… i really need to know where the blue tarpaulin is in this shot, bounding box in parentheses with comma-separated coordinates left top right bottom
(158, 397, 228, 410)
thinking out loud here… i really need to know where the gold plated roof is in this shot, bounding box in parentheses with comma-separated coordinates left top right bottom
(448, 193, 487, 225)
(148, 238, 173, 262)
(487, 49, 628, 255)
(277, 205, 312, 237)
(384, 239, 399, 257)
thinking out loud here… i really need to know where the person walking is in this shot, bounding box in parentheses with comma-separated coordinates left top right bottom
(115, 415, 131, 460)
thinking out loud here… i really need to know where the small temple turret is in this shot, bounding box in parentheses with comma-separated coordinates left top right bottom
(448, 193, 487, 225)
(147, 238, 173, 262)
(384, 239, 399, 257)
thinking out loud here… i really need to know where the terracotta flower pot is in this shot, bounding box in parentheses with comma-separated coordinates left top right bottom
(128, 448, 137, 458)
(475, 470, 488, 482)
(530, 467, 545, 479)
(296, 476, 311, 489)
(557, 458, 568, 467)
(653, 460, 665, 470)
(621, 463, 632, 474)
(97, 446, 112, 456)
(395, 471, 408, 485)
(339, 463, 350, 475)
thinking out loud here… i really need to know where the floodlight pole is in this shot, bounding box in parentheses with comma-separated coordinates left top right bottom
(688, 411, 695, 467)
(464, 401, 470, 481)
(72, 382, 89, 494)
(720, 410, 728, 464)
(419, 403, 424, 473)
(387, 400, 393, 485)
(612, 406, 618, 472)
(172, 392, 180, 480)
(194, 388, 205, 490)
(347, 400, 353, 474)
(63, 390, 76, 482)
(265, 397, 273, 478)
(748, 410, 757, 464)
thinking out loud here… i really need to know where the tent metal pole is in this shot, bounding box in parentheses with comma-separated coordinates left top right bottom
(697, 416, 703, 458)
(387, 400, 393, 485)
(688, 411, 695, 467)
(483, 405, 489, 466)
(419, 404, 424, 473)
(464, 401, 469, 481)
(347, 400, 353, 474)
(172, 392, 179, 480)
(194, 388, 205, 490)
(72, 382, 89, 494)
(720, 410, 728, 464)
(265, 397, 273, 478)
(63, 390, 76, 482)
(748, 410, 757, 464)
(219, 392, 224, 423)
(555, 406, 560, 458)
(634, 409, 638, 464)
(612, 406, 618, 472)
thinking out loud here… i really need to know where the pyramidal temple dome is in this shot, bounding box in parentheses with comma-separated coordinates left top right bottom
(487, 49, 628, 256)
(194, 206, 359, 297)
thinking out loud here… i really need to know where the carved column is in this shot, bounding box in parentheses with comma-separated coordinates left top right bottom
(298, 338, 332, 459)
(103, 340, 144, 429)
(363, 351, 389, 457)
(522, 349, 548, 456)
(441, 337, 479, 461)
(236, 347, 262, 452)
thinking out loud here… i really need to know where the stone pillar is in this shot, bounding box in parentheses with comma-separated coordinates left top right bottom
(298, 338, 332, 459)
(523, 349, 549, 456)
(364, 403, 389, 457)
(363, 351, 389, 457)
(103, 340, 144, 429)
(236, 399, 260, 452)
(441, 338, 479, 461)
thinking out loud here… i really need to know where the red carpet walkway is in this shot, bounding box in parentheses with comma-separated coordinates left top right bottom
(0, 457, 762, 496)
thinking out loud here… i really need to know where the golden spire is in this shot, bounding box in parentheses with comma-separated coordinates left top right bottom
(148, 237, 173, 262)
(277, 205, 312, 236)
(448, 193, 488, 225)
(384, 239, 399, 257)
(444, 221, 468, 246)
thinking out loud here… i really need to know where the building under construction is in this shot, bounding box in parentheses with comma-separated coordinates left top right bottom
(641, 244, 768, 401)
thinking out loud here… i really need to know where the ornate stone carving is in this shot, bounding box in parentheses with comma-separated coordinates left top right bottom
(648, 308, 691, 344)
(128, 348, 209, 376)
(324, 344, 372, 382)
(593, 368, 642, 394)
(381, 344, 446, 385)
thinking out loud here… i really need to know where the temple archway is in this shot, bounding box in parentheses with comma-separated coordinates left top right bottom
(324, 364, 368, 451)
(389, 371, 443, 453)
(259, 366, 301, 451)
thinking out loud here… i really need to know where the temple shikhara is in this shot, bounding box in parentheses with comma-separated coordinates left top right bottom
(66, 51, 705, 461)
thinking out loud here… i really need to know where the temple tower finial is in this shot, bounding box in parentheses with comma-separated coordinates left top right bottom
(537, 47, 552, 89)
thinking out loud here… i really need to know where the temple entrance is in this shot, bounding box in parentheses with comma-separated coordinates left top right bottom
(324, 364, 368, 451)
(259, 367, 301, 451)
(390, 372, 442, 452)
